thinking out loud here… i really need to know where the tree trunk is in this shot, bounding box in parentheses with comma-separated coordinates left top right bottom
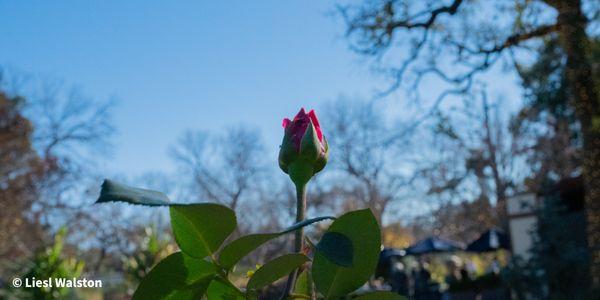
(551, 0, 600, 289)
(481, 96, 508, 220)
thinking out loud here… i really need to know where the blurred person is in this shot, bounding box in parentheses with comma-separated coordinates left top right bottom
(465, 259, 477, 277)
(410, 266, 418, 297)
(389, 260, 409, 296)
(459, 267, 471, 283)
(415, 260, 438, 300)
(444, 259, 461, 287)
(488, 255, 501, 274)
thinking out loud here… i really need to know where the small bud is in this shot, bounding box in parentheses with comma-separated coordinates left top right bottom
(279, 108, 329, 185)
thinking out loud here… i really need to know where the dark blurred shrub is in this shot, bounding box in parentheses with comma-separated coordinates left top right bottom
(502, 189, 590, 299)
(4, 227, 84, 299)
(122, 227, 174, 295)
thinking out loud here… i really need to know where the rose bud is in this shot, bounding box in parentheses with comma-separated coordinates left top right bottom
(279, 108, 329, 185)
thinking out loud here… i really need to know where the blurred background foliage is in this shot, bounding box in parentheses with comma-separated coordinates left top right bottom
(2, 227, 84, 299)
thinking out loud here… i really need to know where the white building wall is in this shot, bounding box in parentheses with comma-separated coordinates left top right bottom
(507, 193, 538, 259)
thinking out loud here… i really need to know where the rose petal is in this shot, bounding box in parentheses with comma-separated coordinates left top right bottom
(307, 109, 323, 142)
(293, 108, 307, 121)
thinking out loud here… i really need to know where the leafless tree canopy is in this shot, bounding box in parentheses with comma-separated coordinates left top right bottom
(0, 72, 121, 277)
(321, 99, 413, 223)
(339, 0, 597, 96)
(171, 126, 266, 217)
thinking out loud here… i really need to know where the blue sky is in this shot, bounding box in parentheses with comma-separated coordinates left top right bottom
(0, 1, 522, 178)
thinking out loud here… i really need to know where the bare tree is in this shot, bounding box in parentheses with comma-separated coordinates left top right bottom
(417, 91, 516, 234)
(0, 92, 48, 271)
(339, 0, 600, 285)
(413, 93, 512, 242)
(511, 37, 589, 190)
(0, 71, 120, 279)
(171, 126, 266, 231)
(321, 98, 412, 224)
(20, 84, 116, 237)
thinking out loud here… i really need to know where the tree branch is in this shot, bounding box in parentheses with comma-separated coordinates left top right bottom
(389, 0, 464, 29)
(477, 24, 561, 54)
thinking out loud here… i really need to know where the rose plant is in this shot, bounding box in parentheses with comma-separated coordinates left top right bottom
(96, 108, 405, 299)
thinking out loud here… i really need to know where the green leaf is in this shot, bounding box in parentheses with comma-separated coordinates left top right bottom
(97, 181, 238, 259)
(353, 291, 407, 300)
(206, 278, 244, 300)
(97, 179, 171, 206)
(219, 216, 334, 269)
(316, 232, 353, 267)
(293, 270, 312, 297)
(170, 204, 236, 258)
(247, 254, 310, 290)
(219, 233, 278, 269)
(312, 209, 381, 298)
(133, 252, 216, 300)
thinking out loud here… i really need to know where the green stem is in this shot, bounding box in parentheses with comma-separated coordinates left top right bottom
(295, 183, 307, 253)
(281, 183, 307, 299)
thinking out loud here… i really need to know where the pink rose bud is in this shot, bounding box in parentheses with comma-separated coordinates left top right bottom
(279, 108, 329, 185)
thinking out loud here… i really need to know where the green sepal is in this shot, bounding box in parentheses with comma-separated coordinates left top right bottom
(278, 133, 297, 174)
(288, 160, 314, 186)
(299, 122, 320, 161)
(314, 136, 329, 174)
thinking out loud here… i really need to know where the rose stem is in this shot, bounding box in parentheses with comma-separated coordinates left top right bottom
(281, 183, 306, 299)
